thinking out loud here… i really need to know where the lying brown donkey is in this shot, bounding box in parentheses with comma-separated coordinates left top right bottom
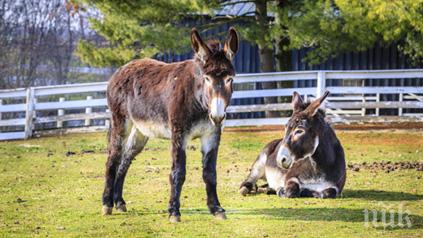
(103, 27, 239, 222)
(240, 91, 346, 198)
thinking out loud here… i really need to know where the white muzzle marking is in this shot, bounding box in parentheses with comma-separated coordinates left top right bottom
(210, 97, 226, 121)
(276, 144, 293, 169)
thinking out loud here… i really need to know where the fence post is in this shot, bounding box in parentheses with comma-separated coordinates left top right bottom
(361, 95, 366, 116)
(57, 97, 65, 128)
(317, 71, 326, 108)
(33, 98, 37, 122)
(85, 96, 93, 126)
(375, 93, 380, 116)
(0, 99, 2, 120)
(398, 93, 403, 116)
(360, 79, 366, 116)
(24, 87, 35, 139)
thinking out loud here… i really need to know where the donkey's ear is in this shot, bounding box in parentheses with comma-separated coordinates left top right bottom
(304, 91, 330, 117)
(191, 28, 211, 63)
(224, 27, 239, 61)
(292, 91, 304, 112)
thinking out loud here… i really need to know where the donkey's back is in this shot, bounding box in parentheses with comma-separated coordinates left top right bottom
(107, 58, 194, 121)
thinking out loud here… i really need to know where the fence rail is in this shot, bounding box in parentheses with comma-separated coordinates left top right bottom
(1, 69, 422, 140)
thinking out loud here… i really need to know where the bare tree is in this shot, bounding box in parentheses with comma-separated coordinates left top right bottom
(0, 0, 89, 89)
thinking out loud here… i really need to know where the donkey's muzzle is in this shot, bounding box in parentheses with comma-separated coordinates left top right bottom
(276, 144, 293, 169)
(209, 113, 226, 126)
(210, 97, 227, 126)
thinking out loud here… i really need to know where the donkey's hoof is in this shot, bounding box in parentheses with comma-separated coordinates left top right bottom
(214, 212, 227, 220)
(116, 204, 127, 212)
(102, 206, 113, 215)
(239, 186, 249, 196)
(169, 215, 181, 223)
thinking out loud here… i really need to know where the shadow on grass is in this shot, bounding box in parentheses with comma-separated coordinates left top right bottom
(342, 189, 423, 201)
(245, 189, 423, 201)
(183, 207, 422, 230)
(122, 206, 422, 230)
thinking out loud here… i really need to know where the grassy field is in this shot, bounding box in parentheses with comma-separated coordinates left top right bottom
(0, 129, 422, 237)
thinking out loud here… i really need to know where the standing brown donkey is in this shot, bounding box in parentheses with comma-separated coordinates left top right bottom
(103, 27, 239, 222)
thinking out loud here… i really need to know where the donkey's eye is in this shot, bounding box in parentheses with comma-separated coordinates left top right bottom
(294, 129, 305, 136)
(204, 76, 211, 84)
(225, 77, 233, 84)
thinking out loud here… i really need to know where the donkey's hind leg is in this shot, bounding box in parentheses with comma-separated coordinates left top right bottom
(113, 125, 148, 212)
(102, 114, 126, 215)
(239, 152, 267, 196)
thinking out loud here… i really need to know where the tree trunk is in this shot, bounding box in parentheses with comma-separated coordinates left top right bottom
(275, 0, 293, 117)
(274, 37, 293, 117)
(275, 0, 292, 72)
(275, 37, 291, 72)
(255, 0, 279, 118)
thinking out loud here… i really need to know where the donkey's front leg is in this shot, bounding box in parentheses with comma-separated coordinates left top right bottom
(283, 177, 301, 198)
(168, 133, 187, 223)
(201, 131, 226, 220)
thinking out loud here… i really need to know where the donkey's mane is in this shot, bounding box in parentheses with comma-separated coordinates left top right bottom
(206, 40, 221, 53)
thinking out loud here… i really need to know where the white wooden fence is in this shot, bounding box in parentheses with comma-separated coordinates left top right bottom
(1, 69, 422, 140)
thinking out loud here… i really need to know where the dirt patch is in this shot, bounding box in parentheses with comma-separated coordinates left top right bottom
(348, 161, 423, 173)
(65, 151, 76, 156)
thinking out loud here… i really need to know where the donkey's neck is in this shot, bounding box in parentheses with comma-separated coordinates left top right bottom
(313, 123, 336, 165)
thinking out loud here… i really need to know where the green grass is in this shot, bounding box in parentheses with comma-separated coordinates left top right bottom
(0, 130, 422, 237)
